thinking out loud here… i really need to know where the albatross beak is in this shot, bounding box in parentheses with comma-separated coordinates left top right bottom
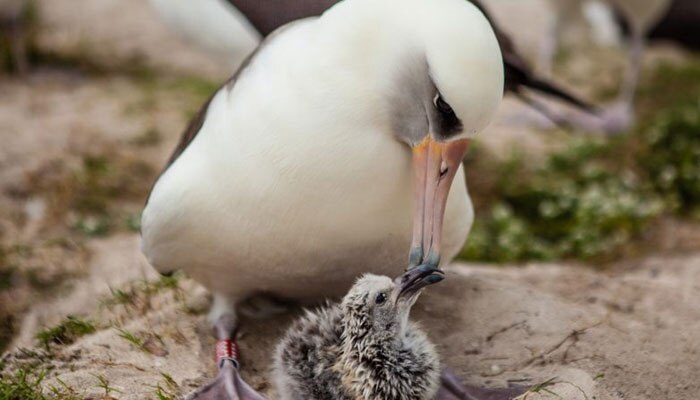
(409, 137, 470, 269)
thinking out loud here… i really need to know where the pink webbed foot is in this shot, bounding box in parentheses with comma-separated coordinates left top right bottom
(437, 369, 528, 400)
(185, 340, 266, 400)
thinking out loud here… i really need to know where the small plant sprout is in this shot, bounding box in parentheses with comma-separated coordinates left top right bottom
(146, 372, 180, 400)
(91, 373, 123, 396)
(522, 377, 561, 399)
(35, 316, 97, 350)
(116, 327, 145, 351)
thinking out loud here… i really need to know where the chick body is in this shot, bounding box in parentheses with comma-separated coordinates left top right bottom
(274, 274, 441, 400)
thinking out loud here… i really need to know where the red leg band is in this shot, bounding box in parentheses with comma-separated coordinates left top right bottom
(216, 339, 240, 368)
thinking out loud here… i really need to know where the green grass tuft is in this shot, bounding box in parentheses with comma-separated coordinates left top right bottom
(116, 327, 145, 351)
(0, 367, 81, 400)
(522, 377, 561, 399)
(115, 327, 168, 356)
(35, 316, 97, 349)
(638, 101, 700, 216)
(147, 372, 180, 400)
(91, 373, 123, 396)
(101, 274, 183, 315)
(0, 368, 47, 400)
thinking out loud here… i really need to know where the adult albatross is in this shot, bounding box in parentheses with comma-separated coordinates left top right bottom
(142, 0, 508, 398)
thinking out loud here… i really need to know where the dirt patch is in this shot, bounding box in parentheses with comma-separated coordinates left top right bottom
(0, 68, 209, 353)
(2, 256, 699, 399)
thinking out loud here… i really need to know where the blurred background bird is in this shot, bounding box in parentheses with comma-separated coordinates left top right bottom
(539, 0, 700, 133)
(149, 0, 597, 127)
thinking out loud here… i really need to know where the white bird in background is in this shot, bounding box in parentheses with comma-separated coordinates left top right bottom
(141, 0, 512, 398)
(606, 0, 671, 117)
(149, 0, 596, 128)
(542, 0, 672, 133)
(540, 0, 621, 77)
(148, 0, 260, 69)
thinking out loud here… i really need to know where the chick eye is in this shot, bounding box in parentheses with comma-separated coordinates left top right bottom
(375, 292, 387, 305)
(433, 94, 454, 115)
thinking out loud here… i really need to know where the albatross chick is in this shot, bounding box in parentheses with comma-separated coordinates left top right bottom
(274, 266, 444, 400)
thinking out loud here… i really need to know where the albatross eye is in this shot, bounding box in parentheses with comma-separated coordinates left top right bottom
(375, 292, 387, 305)
(433, 94, 454, 115)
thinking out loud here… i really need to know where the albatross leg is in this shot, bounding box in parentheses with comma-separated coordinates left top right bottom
(517, 22, 647, 135)
(619, 29, 645, 110)
(539, 8, 562, 78)
(437, 369, 528, 400)
(596, 28, 645, 134)
(185, 295, 266, 400)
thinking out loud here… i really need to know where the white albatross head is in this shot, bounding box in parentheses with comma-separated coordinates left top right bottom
(319, 0, 504, 267)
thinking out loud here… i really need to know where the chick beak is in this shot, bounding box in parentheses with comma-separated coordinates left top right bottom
(409, 137, 470, 268)
(395, 264, 445, 301)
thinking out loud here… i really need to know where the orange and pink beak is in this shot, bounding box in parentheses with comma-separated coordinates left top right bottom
(408, 137, 470, 269)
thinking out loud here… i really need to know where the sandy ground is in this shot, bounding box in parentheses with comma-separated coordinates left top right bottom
(4, 251, 700, 399)
(1, 0, 699, 399)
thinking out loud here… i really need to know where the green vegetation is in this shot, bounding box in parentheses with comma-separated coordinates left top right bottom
(636, 62, 700, 119)
(463, 138, 663, 262)
(35, 316, 96, 349)
(522, 377, 560, 399)
(25, 150, 155, 238)
(66, 153, 152, 237)
(125, 212, 143, 233)
(149, 373, 180, 400)
(462, 61, 700, 264)
(91, 373, 123, 397)
(1, 240, 88, 353)
(102, 274, 182, 315)
(639, 102, 700, 216)
(0, 367, 80, 400)
(116, 327, 168, 356)
(0, 368, 48, 400)
(116, 327, 145, 351)
(166, 76, 219, 102)
(153, 385, 177, 400)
